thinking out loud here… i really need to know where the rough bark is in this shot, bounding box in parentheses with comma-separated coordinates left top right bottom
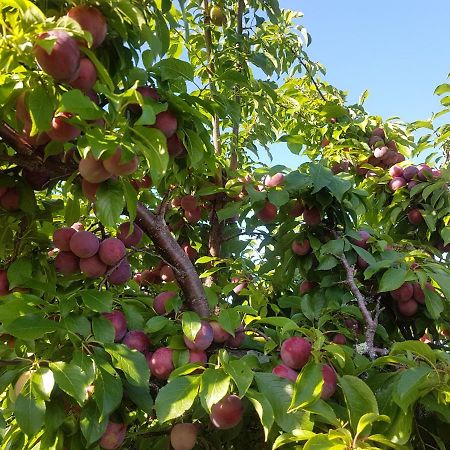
(135, 203, 210, 317)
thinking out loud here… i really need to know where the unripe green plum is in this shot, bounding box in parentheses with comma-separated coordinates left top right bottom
(53, 227, 77, 251)
(80, 254, 107, 278)
(67, 5, 107, 49)
(98, 238, 126, 266)
(210, 394, 243, 429)
(55, 251, 80, 275)
(148, 347, 174, 379)
(184, 321, 213, 351)
(108, 258, 132, 285)
(170, 423, 199, 450)
(34, 30, 80, 82)
(280, 336, 311, 370)
(102, 147, 139, 176)
(69, 58, 97, 92)
(69, 231, 100, 258)
(210, 5, 226, 26)
(79, 154, 111, 183)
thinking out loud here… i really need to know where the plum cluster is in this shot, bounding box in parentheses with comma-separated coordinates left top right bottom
(52, 223, 134, 285)
(391, 281, 435, 317)
(359, 127, 404, 174)
(79, 148, 139, 202)
(271, 336, 337, 400)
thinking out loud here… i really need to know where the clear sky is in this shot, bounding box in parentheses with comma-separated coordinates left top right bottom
(265, 0, 450, 168)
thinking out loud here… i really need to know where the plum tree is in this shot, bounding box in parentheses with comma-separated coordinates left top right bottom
(210, 395, 243, 429)
(183, 321, 214, 351)
(280, 336, 312, 370)
(210, 5, 226, 26)
(122, 330, 150, 352)
(303, 207, 321, 226)
(67, 5, 108, 49)
(33, 30, 80, 82)
(98, 238, 126, 266)
(170, 423, 198, 450)
(148, 347, 174, 379)
(103, 311, 127, 341)
(69, 231, 100, 258)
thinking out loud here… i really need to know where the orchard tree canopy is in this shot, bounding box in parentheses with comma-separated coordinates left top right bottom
(1, 1, 450, 449)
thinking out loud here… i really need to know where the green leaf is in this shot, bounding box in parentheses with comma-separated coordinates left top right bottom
(95, 181, 125, 228)
(289, 361, 323, 411)
(199, 369, 230, 412)
(246, 389, 274, 440)
(124, 380, 154, 413)
(273, 432, 316, 449)
(155, 376, 200, 422)
(105, 343, 150, 388)
(185, 130, 206, 168)
(390, 341, 436, 364)
(154, 58, 194, 81)
(134, 126, 169, 186)
(80, 290, 113, 313)
(305, 399, 340, 426)
(7, 258, 32, 289)
(60, 90, 102, 120)
(80, 401, 108, 446)
(356, 413, 390, 437)
(378, 267, 407, 292)
(94, 363, 123, 418)
(49, 362, 91, 406)
(340, 375, 378, 433)
(121, 179, 138, 224)
(32, 368, 54, 401)
(14, 393, 46, 437)
(255, 373, 313, 433)
(303, 434, 346, 450)
(182, 311, 201, 341)
(267, 189, 290, 207)
(92, 316, 115, 343)
(5, 315, 58, 340)
(218, 309, 241, 336)
(28, 85, 54, 134)
(145, 316, 171, 334)
(393, 366, 433, 412)
(223, 359, 254, 397)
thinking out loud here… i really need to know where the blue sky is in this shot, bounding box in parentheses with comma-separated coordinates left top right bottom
(265, 0, 450, 168)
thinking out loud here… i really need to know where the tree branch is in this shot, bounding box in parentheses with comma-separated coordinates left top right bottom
(135, 203, 210, 317)
(338, 253, 388, 359)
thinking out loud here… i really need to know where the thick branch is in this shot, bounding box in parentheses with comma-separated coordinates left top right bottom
(339, 254, 388, 359)
(135, 203, 210, 317)
(0, 123, 34, 155)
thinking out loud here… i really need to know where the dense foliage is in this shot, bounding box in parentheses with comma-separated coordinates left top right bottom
(0, 1, 449, 449)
